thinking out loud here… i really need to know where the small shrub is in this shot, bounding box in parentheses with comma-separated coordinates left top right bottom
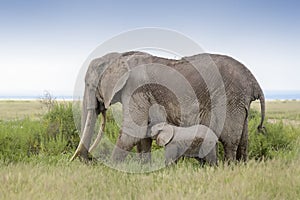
(42, 101, 79, 154)
(248, 109, 299, 160)
(39, 90, 56, 112)
(0, 99, 80, 163)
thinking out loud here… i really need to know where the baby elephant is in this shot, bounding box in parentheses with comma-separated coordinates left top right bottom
(151, 122, 218, 166)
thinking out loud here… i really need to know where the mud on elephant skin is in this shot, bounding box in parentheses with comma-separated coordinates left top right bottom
(71, 51, 265, 164)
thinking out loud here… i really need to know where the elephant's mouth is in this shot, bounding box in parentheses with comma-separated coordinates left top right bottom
(96, 100, 106, 115)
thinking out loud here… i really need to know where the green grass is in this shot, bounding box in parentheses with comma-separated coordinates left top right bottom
(248, 109, 300, 160)
(0, 101, 79, 164)
(0, 100, 300, 199)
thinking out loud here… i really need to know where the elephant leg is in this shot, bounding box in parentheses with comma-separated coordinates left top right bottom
(204, 144, 218, 166)
(112, 92, 151, 162)
(136, 138, 152, 163)
(236, 119, 248, 162)
(221, 129, 241, 163)
(196, 144, 218, 166)
(223, 143, 238, 162)
(111, 130, 140, 162)
(165, 145, 179, 166)
(221, 111, 246, 163)
(195, 157, 205, 166)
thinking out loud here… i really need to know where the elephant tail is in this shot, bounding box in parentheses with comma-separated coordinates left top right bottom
(256, 86, 266, 134)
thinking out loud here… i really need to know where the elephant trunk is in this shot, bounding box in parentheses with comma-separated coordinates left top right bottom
(88, 111, 106, 153)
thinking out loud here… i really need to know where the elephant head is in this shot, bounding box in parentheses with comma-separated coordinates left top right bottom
(71, 51, 153, 161)
(70, 52, 132, 161)
(151, 122, 174, 146)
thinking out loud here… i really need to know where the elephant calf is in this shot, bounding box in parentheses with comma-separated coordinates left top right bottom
(150, 122, 218, 166)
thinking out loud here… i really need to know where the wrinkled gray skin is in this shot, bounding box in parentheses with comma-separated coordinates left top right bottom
(151, 122, 218, 166)
(71, 51, 265, 163)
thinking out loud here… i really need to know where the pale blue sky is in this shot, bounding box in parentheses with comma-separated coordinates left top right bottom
(0, 0, 299, 96)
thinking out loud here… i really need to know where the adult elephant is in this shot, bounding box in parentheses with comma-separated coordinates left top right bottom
(70, 51, 265, 163)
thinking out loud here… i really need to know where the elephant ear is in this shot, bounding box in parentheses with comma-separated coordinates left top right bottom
(100, 58, 130, 109)
(150, 122, 165, 137)
(156, 124, 174, 146)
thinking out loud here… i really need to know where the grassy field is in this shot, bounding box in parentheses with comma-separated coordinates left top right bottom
(1, 157, 299, 199)
(251, 100, 300, 121)
(0, 100, 45, 120)
(0, 100, 300, 199)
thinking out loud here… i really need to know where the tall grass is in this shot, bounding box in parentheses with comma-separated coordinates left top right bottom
(1, 157, 299, 200)
(0, 103, 299, 165)
(0, 102, 79, 163)
(0, 118, 44, 163)
(1, 101, 300, 199)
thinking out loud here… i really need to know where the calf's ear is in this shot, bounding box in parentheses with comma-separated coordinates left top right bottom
(150, 122, 165, 137)
(156, 125, 174, 146)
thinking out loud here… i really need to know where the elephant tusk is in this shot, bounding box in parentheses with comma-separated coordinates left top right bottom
(89, 111, 106, 153)
(70, 110, 93, 161)
(70, 143, 83, 161)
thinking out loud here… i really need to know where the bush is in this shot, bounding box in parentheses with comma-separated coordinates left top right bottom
(0, 98, 123, 163)
(248, 109, 300, 160)
(42, 101, 79, 153)
(215, 109, 300, 161)
(104, 109, 121, 143)
(0, 100, 80, 164)
(0, 118, 46, 163)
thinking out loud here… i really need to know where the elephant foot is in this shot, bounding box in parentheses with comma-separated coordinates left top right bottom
(137, 138, 152, 164)
(137, 152, 152, 164)
(79, 153, 95, 164)
(70, 144, 93, 163)
(165, 158, 178, 166)
(111, 146, 130, 163)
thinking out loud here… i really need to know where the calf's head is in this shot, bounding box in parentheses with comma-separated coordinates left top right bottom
(150, 122, 174, 146)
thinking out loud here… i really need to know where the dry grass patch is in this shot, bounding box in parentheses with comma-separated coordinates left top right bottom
(251, 100, 300, 120)
(0, 100, 45, 120)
